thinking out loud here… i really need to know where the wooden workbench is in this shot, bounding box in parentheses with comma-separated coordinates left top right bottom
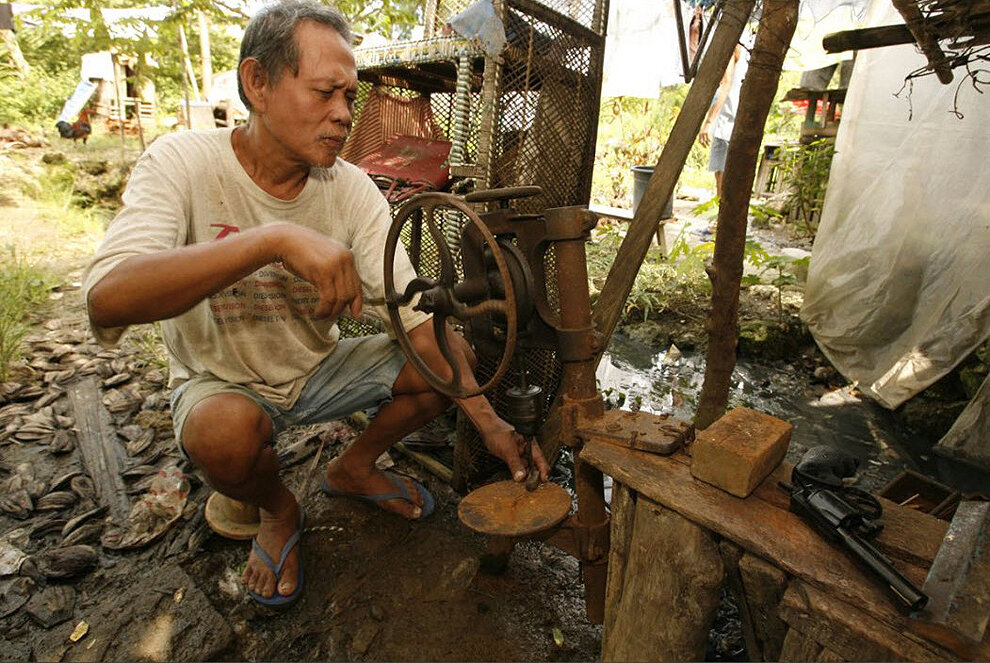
(580, 440, 989, 661)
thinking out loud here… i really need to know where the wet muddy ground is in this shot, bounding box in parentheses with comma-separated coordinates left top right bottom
(0, 288, 604, 662)
(2, 143, 982, 661)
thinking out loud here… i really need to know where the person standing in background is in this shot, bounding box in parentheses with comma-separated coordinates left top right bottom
(699, 42, 748, 199)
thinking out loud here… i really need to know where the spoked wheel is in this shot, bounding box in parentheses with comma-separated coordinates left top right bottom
(383, 193, 517, 400)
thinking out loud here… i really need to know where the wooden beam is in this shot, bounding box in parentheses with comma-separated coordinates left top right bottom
(592, 0, 756, 352)
(779, 581, 952, 661)
(823, 24, 915, 53)
(506, 0, 603, 45)
(891, 0, 953, 83)
(65, 377, 131, 524)
(602, 496, 724, 661)
(695, 0, 799, 429)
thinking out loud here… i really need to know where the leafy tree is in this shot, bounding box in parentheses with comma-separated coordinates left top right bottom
(336, 0, 424, 40)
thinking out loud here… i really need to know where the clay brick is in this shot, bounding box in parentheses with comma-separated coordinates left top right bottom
(690, 407, 793, 498)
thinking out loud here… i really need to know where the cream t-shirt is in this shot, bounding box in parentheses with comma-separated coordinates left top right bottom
(83, 128, 428, 409)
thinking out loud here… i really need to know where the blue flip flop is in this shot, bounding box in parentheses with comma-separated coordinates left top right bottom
(246, 510, 305, 608)
(322, 470, 435, 519)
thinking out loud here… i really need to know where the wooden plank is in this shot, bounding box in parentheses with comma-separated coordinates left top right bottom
(779, 628, 823, 662)
(779, 581, 951, 661)
(582, 441, 927, 630)
(817, 647, 847, 662)
(603, 481, 634, 640)
(673, 451, 949, 571)
(506, 0, 603, 45)
(823, 24, 915, 53)
(602, 497, 724, 662)
(739, 553, 789, 661)
(720, 541, 763, 661)
(65, 376, 131, 524)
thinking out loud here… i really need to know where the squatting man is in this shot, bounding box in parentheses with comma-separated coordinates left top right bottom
(84, 0, 548, 607)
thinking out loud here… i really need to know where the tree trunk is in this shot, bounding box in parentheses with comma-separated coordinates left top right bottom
(591, 0, 756, 351)
(695, 1, 799, 430)
(0, 29, 30, 77)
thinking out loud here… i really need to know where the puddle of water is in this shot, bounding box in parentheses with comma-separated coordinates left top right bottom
(596, 332, 962, 494)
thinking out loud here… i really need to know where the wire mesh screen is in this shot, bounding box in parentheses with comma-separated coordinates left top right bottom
(491, 2, 606, 214)
(347, 0, 606, 486)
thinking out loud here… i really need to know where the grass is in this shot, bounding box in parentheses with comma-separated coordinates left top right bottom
(0, 246, 54, 381)
(586, 221, 714, 323)
(27, 164, 109, 239)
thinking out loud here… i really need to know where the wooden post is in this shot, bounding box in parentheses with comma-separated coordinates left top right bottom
(591, 0, 755, 352)
(739, 552, 789, 661)
(602, 494, 724, 661)
(694, 1, 798, 430)
(113, 54, 127, 148)
(198, 10, 212, 98)
(891, 0, 952, 84)
(0, 28, 29, 77)
(178, 21, 200, 101)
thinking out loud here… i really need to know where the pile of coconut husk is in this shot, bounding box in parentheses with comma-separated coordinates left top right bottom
(0, 307, 356, 637)
(0, 124, 48, 150)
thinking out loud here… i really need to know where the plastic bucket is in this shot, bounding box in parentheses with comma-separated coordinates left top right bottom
(632, 166, 673, 219)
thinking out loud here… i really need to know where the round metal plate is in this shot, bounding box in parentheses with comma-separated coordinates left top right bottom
(458, 480, 572, 537)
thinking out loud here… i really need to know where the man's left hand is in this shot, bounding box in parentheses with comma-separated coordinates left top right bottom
(482, 424, 550, 484)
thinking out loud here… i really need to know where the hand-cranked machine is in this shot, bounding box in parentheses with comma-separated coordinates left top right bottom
(380, 185, 695, 623)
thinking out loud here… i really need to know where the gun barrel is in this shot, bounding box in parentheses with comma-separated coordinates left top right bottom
(839, 526, 928, 612)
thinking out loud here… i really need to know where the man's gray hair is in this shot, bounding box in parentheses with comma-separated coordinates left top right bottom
(238, 0, 353, 110)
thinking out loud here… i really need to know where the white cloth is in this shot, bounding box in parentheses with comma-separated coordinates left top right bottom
(84, 128, 428, 409)
(801, 5, 990, 409)
(602, 0, 685, 98)
(57, 80, 97, 123)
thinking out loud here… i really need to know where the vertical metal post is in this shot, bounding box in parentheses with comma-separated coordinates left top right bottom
(548, 205, 608, 623)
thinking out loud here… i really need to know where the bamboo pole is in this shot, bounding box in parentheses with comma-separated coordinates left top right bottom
(198, 11, 213, 98)
(694, 0, 799, 430)
(591, 0, 755, 351)
(178, 22, 201, 101)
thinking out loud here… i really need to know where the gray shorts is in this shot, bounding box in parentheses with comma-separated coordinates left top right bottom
(708, 136, 729, 173)
(170, 334, 407, 454)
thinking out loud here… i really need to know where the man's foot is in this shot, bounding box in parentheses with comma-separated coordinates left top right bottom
(323, 458, 429, 520)
(242, 499, 303, 602)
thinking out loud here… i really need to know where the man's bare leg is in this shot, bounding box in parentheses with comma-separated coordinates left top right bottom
(325, 324, 545, 519)
(181, 393, 301, 600)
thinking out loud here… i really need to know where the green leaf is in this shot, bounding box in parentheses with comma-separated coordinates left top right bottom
(552, 627, 564, 648)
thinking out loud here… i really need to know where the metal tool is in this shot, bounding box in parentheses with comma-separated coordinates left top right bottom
(921, 500, 990, 643)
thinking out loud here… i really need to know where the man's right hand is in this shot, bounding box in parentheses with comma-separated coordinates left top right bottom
(87, 222, 363, 331)
(272, 224, 363, 320)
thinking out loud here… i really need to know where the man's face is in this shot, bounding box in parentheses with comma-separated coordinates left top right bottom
(260, 20, 357, 168)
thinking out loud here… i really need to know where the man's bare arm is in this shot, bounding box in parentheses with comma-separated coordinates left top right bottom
(406, 322, 550, 483)
(88, 222, 363, 329)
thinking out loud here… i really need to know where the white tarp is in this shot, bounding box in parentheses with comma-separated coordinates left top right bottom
(936, 372, 990, 470)
(801, 5, 990, 410)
